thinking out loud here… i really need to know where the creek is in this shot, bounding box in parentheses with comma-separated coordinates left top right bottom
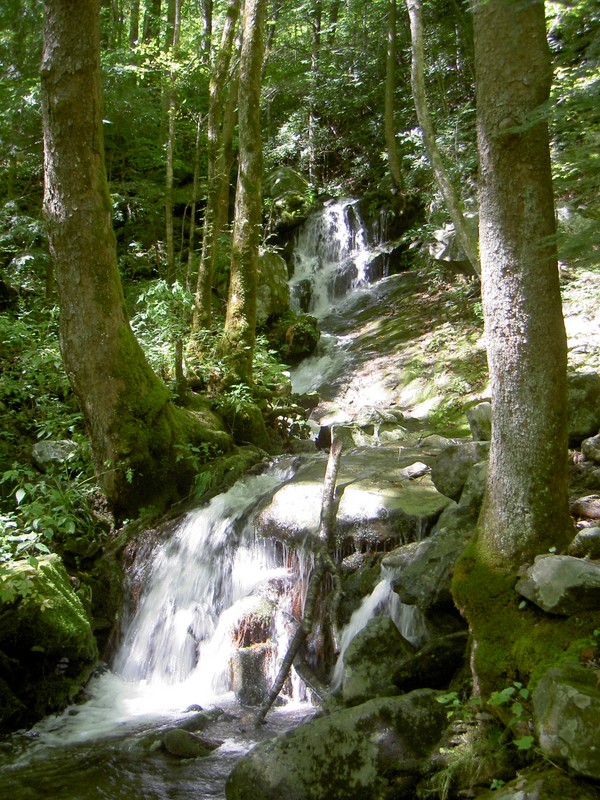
(0, 200, 416, 799)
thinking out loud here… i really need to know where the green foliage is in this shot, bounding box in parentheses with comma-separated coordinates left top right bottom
(129, 279, 195, 383)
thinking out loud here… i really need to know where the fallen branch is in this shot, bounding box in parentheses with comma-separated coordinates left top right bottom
(254, 438, 343, 726)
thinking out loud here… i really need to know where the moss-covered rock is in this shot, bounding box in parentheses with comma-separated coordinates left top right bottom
(226, 690, 448, 800)
(0, 554, 98, 730)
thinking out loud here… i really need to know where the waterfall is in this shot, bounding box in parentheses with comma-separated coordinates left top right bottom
(290, 199, 370, 316)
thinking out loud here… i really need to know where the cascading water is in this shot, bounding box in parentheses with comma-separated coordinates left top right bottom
(290, 199, 371, 316)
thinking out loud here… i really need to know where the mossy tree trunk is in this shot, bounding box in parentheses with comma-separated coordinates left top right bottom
(218, 0, 266, 385)
(41, 0, 229, 518)
(453, 0, 574, 696)
(192, 0, 241, 332)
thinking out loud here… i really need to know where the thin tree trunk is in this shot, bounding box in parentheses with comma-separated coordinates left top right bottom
(129, 0, 140, 44)
(192, 0, 242, 331)
(186, 114, 204, 290)
(327, 0, 341, 44)
(308, 0, 322, 185)
(200, 0, 213, 63)
(219, 0, 266, 384)
(143, 0, 161, 41)
(165, 0, 181, 285)
(406, 0, 479, 275)
(255, 439, 343, 725)
(384, 0, 405, 198)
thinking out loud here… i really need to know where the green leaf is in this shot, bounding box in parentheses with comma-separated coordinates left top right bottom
(513, 735, 534, 750)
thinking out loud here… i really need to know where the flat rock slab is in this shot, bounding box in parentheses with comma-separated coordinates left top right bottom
(515, 554, 600, 615)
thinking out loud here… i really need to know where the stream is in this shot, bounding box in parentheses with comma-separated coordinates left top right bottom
(0, 200, 405, 799)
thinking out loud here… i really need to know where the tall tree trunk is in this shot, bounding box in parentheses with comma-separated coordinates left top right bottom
(192, 0, 241, 331)
(405, 0, 479, 275)
(384, 0, 404, 198)
(186, 113, 204, 290)
(452, 0, 574, 697)
(219, 0, 266, 385)
(129, 0, 140, 44)
(308, 0, 322, 184)
(165, 0, 181, 285)
(327, 0, 341, 44)
(199, 0, 213, 63)
(143, 0, 161, 42)
(41, 0, 229, 517)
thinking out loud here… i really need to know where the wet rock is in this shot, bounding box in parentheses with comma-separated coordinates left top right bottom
(515, 554, 600, 615)
(393, 631, 469, 693)
(0, 554, 98, 730)
(465, 401, 491, 441)
(473, 766, 600, 800)
(457, 460, 488, 512)
(430, 441, 490, 501)
(340, 616, 415, 705)
(568, 527, 600, 559)
(533, 662, 600, 780)
(226, 690, 448, 800)
(568, 372, 600, 444)
(162, 728, 222, 758)
(382, 505, 475, 610)
(231, 643, 275, 707)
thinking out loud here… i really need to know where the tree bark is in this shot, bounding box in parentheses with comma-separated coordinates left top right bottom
(384, 0, 405, 199)
(192, 0, 241, 331)
(41, 0, 229, 517)
(405, 0, 479, 275)
(165, 0, 181, 286)
(129, 0, 140, 45)
(219, 0, 266, 385)
(452, 0, 574, 698)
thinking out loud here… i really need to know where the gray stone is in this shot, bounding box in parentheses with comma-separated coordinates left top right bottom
(382, 505, 475, 609)
(567, 372, 600, 444)
(341, 616, 415, 705)
(431, 441, 490, 501)
(32, 439, 78, 471)
(515, 554, 600, 615)
(457, 460, 488, 512)
(582, 434, 600, 464)
(162, 728, 222, 758)
(568, 527, 600, 559)
(257, 251, 290, 324)
(474, 766, 600, 800)
(533, 662, 600, 780)
(226, 690, 448, 800)
(465, 401, 492, 441)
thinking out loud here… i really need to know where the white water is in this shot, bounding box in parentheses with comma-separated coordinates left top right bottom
(290, 199, 370, 317)
(25, 464, 316, 750)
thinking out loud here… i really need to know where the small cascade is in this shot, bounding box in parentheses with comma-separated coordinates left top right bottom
(331, 570, 427, 690)
(290, 199, 371, 316)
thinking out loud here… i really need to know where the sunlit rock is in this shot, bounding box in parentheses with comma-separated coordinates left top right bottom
(516, 555, 600, 615)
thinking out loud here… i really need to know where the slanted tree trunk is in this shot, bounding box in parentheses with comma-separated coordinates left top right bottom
(41, 0, 229, 517)
(218, 0, 266, 385)
(192, 0, 241, 331)
(384, 0, 405, 199)
(452, 0, 575, 697)
(405, 0, 479, 275)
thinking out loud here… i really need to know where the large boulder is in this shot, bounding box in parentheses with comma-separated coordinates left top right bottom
(430, 441, 490, 501)
(515, 554, 600, 615)
(392, 631, 468, 693)
(257, 250, 290, 324)
(533, 662, 600, 780)
(0, 554, 98, 730)
(226, 690, 448, 800)
(340, 616, 415, 705)
(382, 504, 476, 610)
